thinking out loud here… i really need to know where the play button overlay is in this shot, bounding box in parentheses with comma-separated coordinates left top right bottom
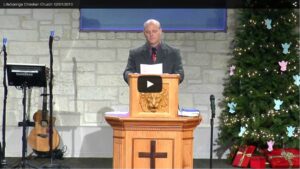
(147, 81, 154, 88)
(138, 75, 162, 93)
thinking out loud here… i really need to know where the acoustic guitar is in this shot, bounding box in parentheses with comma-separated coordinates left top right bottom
(28, 86, 60, 152)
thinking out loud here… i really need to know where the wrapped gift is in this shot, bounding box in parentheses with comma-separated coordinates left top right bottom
(232, 145, 256, 167)
(250, 156, 266, 169)
(266, 148, 300, 168)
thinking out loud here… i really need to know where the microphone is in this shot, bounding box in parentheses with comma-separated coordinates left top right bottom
(49, 31, 54, 50)
(3, 38, 7, 47)
(210, 95, 215, 118)
(50, 31, 55, 38)
(1, 38, 7, 54)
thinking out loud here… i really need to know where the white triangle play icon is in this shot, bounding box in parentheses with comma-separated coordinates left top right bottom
(147, 81, 154, 88)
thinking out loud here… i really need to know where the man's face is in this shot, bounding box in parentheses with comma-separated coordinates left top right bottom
(144, 23, 162, 47)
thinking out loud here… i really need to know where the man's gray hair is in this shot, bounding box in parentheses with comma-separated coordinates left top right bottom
(143, 19, 161, 29)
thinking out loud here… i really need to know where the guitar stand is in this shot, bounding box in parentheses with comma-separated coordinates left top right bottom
(12, 84, 37, 169)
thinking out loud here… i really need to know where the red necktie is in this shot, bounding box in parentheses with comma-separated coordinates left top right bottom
(151, 47, 157, 62)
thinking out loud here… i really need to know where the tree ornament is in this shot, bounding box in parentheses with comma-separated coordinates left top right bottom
(227, 102, 237, 113)
(278, 61, 288, 72)
(264, 18, 272, 29)
(238, 126, 246, 137)
(286, 126, 295, 137)
(267, 140, 275, 152)
(281, 42, 291, 54)
(274, 99, 283, 110)
(293, 75, 300, 86)
(229, 65, 236, 76)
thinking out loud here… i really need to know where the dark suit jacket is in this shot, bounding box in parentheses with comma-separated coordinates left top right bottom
(123, 42, 184, 83)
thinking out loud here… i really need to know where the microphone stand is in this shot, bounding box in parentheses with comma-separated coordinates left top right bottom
(209, 95, 215, 169)
(40, 31, 67, 169)
(1, 38, 8, 168)
(41, 31, 57, 168)
(49, 31, 54, 165)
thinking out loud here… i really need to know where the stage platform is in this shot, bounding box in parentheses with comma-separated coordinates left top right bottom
(3, 157, 235, 168)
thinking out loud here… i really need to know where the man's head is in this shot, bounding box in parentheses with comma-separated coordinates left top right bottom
(143, 19, 162, 47)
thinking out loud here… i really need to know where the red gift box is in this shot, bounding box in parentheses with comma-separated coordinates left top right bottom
(232, 145, 256, 167)
(250, 156, 266, 169)
(265, 148, 300, 168)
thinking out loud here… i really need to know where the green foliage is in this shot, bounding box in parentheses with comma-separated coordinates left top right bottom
(216, 8, 299, 160)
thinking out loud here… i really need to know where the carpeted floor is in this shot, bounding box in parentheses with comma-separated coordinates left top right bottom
(3, 157, 237, 169)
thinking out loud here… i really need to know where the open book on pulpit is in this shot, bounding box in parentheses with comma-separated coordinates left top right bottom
(128, 73, 179, 118)
(178, 108, 200, 117)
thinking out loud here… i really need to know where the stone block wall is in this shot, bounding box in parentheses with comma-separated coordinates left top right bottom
(0, 9, 236, 158)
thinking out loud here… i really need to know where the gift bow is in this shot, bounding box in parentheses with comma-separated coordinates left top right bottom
(269, 150, 299, 167)
(237, 150, 252, 166)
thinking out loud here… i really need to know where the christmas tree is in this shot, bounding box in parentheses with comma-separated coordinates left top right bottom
(216, 7, 299, 160)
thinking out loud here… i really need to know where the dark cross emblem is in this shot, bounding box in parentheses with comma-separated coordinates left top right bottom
(138, 140, 168, 169)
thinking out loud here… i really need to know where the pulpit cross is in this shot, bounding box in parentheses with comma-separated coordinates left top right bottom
(138, 140, 168, 169)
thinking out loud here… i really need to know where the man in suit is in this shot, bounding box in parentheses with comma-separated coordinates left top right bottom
(123, 19, 184, 84)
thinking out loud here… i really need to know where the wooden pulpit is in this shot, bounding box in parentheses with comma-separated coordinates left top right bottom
(105, 74, 201, 169)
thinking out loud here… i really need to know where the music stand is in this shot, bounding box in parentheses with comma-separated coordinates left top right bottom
(7, 63, 47, 168)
